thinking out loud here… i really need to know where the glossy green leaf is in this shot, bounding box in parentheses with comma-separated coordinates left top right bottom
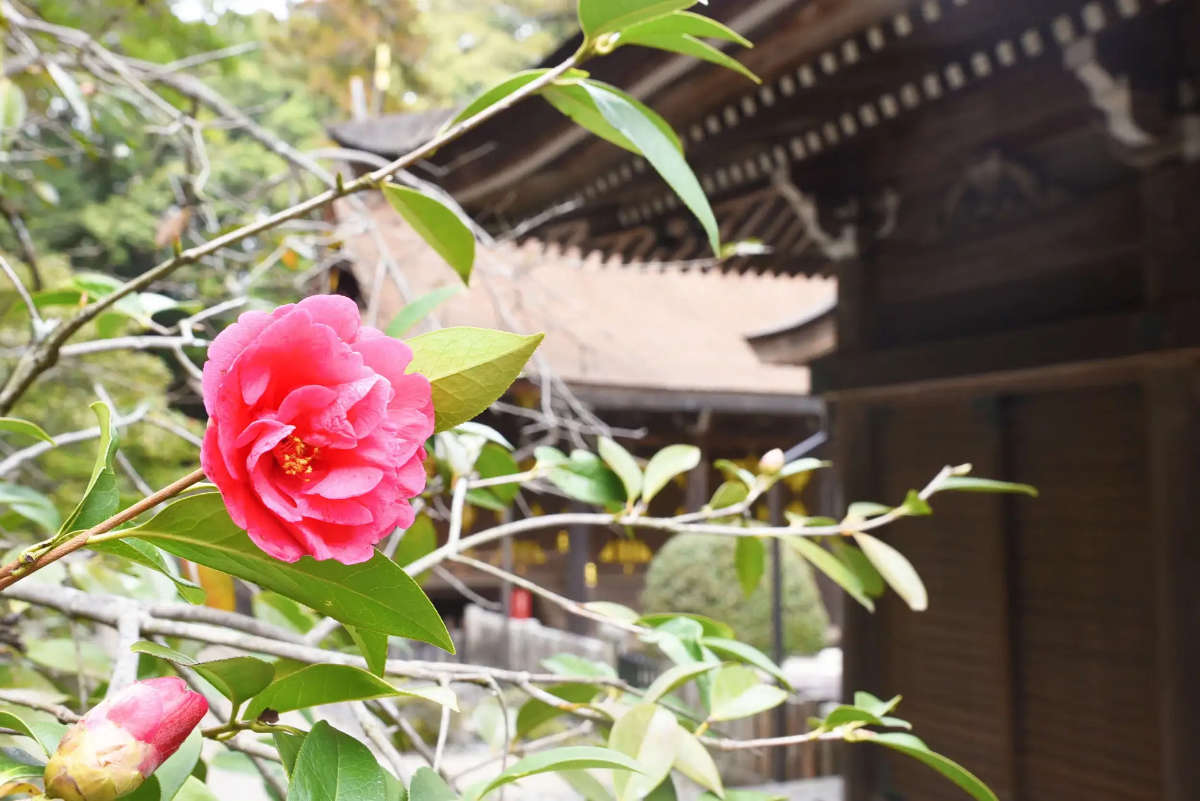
(585, 601, 640, 624)
(645, 776, 678, 801)
(624, 10, 749, 45)
(153, 728, 203, 801)
(619, 27, 758, 83)
(469, 746, 641, 801)
(608, 704, 680, 801)
(274, 731, 305, 779)
(707, 480, 748, 515)
(858, 732, 998, 801)
(578, 0, 696, 37)
(127, 491, 452, 651)
(244, 664, 401, 720)
(254, 592, 319, 634)
(853, 532, 928, 612)
(829, 539, 885, 597)
(0, 482, 60, 533)
(465, 443, 521, 510)
(639, 613, 733, 639)
(560, 770, 615, 801)
(0, 707, 67, 756)
(382, 185, 475, 284)
(713, 459, 755, 488)
(515, 684, 601, 738)
(779, 458, 830, 478)
(409, 767, 457, 801)
(899, 489, 932, 517)
(823, 705, 885, 728)
(175, 777, 221, 801)
(386, 285, 463, 338)
(194, 657, 275, 711)
(671, 729, 722, 797)
(735, 536, 765, 596)
(130, 640, 197, 665)
(579, 81, 719, 253)
(546, 449, 626, 507)
(708, 665, 789, 721)
(0, 746, 44, 785)
(92, 538, 206, 603)
(846, 501, 892, 519)
(348, 627, 389, 676)
(935, 476, 1038, 497)
(641, 444, 701, 504)
(597, 436, 642, 502)
(853, 691, 901, 718)
(59, 402, 119, 534)
(393, 514, 437, 584)
(447, 68, 584, 127)
(698, 637, 790, 689)
(644, 660, 720, 704)
(788, 537, 875, 612)
(542, 81, 682, 156)
(288, 721, 387, 801)
(406, 326, 543, 433)
(0, 417, 53, 444)
(542, 653, 617, 679)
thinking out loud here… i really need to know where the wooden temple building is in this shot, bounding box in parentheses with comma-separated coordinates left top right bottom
(332, 0, 1200, 799)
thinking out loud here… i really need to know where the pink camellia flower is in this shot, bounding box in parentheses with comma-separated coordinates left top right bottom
(200, 295, 434, 564)
(43, 677, 208, 801)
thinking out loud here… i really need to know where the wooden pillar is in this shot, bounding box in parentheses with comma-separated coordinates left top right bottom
(566, 503, 592, 635)
(1144, 365, 1200, 801)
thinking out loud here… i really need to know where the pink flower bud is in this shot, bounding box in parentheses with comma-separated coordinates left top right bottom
(44, 678, 208, 801)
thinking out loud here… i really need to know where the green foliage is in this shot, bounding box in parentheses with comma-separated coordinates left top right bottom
(381, 185, 476, 284)
(642, 534, 828, 655)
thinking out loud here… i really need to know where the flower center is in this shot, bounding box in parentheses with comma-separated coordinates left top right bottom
(275, 435, 319, 477)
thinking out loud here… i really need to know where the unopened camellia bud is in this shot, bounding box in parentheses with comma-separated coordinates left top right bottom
(758, 448, 785, 476)
(44, 678, 207, 801)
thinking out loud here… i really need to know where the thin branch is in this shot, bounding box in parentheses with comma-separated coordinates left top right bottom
(0, 252, 43, 337)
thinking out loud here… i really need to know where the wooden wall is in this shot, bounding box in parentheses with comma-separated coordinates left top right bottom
(840, 363, 1200, 801)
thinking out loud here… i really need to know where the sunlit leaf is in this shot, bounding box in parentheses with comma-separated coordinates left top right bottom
(0, 417, 53, 444)
(608, 704, 680, 801)
(641, 444, 701, 504)
(708, 664, 789, 721)
(406, 327, 543, 432)
(382, 185, 475, 284)
(935, 476, 1039, 497)
(578, 0, 698, 37)
(59, 402, 119, 535)
(288, 721, 387, 801)
(857, 731, 998, 801)
(788, 537, 874, 611)
(467, 747, 641, 801)
(853, 532, 928, 612)
(597, 437, 643, 502)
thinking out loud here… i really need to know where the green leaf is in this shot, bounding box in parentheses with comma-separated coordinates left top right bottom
(244, 664, 402, 720)
(935, 476, 1038, 497)
(779, 458, 830, 478)
(846, 501, 892, 519)
(899, 489, 932, 517)
(788, 537, 874, 612)
(447, 68, 584, 128)
(641, 444, 701, 504)
(643, 660, 720, 704)
(274, 732, 306, 779)
(584, 601, 640, 624)
(91, 538, 206, 604)
(639, 613, 733, 639)
(624, 10, 750, 46)
(515, 684, 601, 738)
(386, 285, 463, 338)
(853, 691, 901, 718)
(597, 437, 643, 502)
(409, 767, 459, 801)
(131, 640, 197, 665)
(671, 729, 722, 797)
(823, 705, 885, 728)
(697, 637, 790, 689)
(0, 482, 60, 533)
(469, 746, 641, 801)
(713, 459, 755, 488)
(578, 0, 697, 37)
(546, 450, 626, 507)
(858, 732, 998, 801)
(59, 401, 119, 535)
(0, 707, 67, 756)
(406, 327, 544, 433)
(194, 657, 275, 711)
(176, 777, 221, 801)
(254, 592, 319, 635)
(465, 443, 521, 510)
(853, 532, 928, 612)
(542, 653, 616, 679)
(348, 627, 389, 676)
(578, 81, 719, 254)
(708, 665, 789, 721)
(734, 536, 765, 596)
(829, 539, 885, 597)
(382, 185, 475, 284)
(608, 704, 680, 801)
(153, 728, 203, 801)
(127, 492, 453, 651)
(0, 417, 53, 444)
(645, 777, 678, 801)
(0, 746, 44, 785)
(560, 770, 615, 801)
(0, 79, 27, 138)
(707, 480, 748, 515)
(619, 26, 758, 83)
(288, 721, 387, 801)
(541, 81, 682, 156)
(393, 514, 437, 583)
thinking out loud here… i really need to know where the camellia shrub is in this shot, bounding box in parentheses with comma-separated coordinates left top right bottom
(0, 2, 1042, 801)
(642, 534, 829, 656)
